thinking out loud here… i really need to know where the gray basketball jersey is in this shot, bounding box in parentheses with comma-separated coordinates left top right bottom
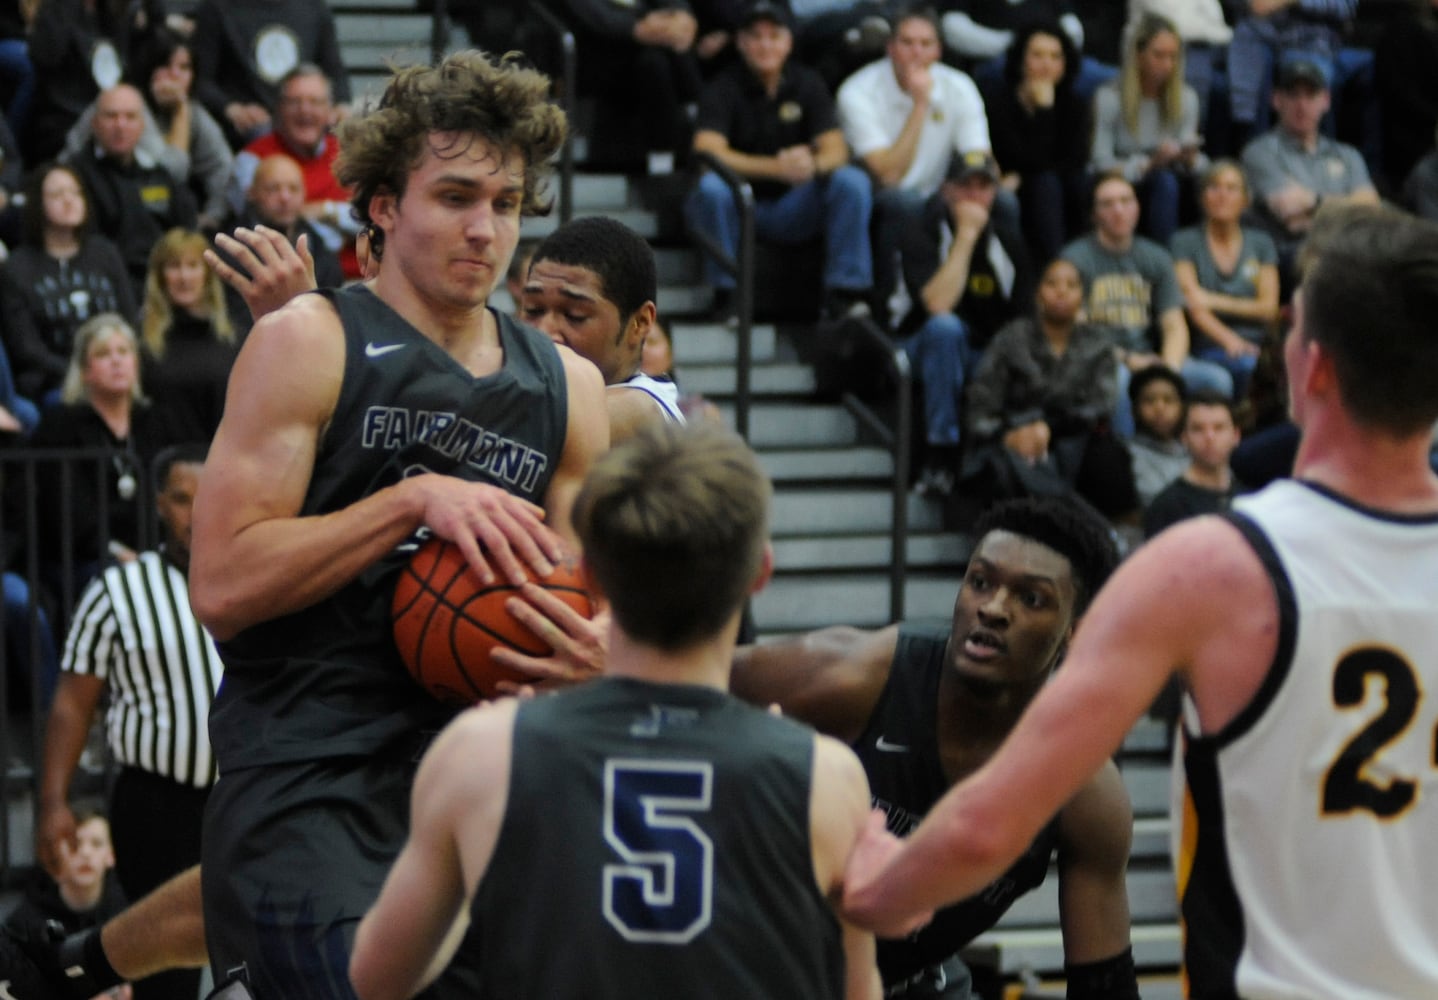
(470, 677, 846, 998)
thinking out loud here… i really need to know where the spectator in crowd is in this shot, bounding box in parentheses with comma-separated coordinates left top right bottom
(0, 336, 37, 438)
(640, 318, 724, 425)
(0, 0, 34, 141)
(215, 153, 342, 335)
(1124, 364, 1188, 508)
(1090, 13, 1206, 245)
(1240, 57, 1377, 279)
(5, 810, 127, 944)
(940, 0, 1085, 68)
(894, 151, 1033, 497)
(1374, 0, 1438, 191)
(1142, 388, 1243, 537)
(837, 5, 992, 317)
(786, 0, 895, 92)
(981, 19, 1091, 262)
(188, 0, 351, 147)
(1170, 159, 1280, 401)
(29, 313, 166, 584)
(964, 257, 1136, 519)
(1124, 0, 1233, 128)
(688, 0, 873, 321)
(0, 111, 22, 245)
(24, 0, 158, 164)
(39, 443, 219, 1000)
(66, 84, 198, 299)
(1226, 0, 1357, 144)
(559, 0, 703, 172)
(4, 161, 137, 403)
(62, 30, 232, 232)
(138, 229, 237, 444)
(1061, 171, 1232, 435)
(1405, 126, 1438, 221)
(227, 66, 360, 278)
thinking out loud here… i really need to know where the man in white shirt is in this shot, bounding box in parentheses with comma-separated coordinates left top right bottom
(837, 7, 995, 320)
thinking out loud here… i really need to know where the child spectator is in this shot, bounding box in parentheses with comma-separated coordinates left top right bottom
(4, 809, 128, 941)
(1126, 363, 1189, 509)
(1143, 389, 1243, 537)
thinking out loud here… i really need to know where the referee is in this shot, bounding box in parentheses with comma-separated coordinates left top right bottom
(36, 443, 221, 1000)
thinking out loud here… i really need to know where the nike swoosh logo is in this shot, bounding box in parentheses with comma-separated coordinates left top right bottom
(875, 736, 910, 753)
(365, 342, 405, 358)
(0, 980, 19, 1000)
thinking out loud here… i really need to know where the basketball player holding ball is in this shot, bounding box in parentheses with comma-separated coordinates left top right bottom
(186, 51, 607, 999)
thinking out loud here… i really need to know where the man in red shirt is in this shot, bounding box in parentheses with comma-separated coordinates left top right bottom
(225, 65, 361, 278)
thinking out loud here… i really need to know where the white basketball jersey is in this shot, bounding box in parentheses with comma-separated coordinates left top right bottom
(1172, 479, 1438, 999)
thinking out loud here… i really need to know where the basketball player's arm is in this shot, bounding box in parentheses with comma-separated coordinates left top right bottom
(810, 735, 884, 1000)
(729, 626, 898, 743)
(191, 300, 565, 641)
(606, 386, 669, 444)
(351, 701, 517, 1000)
(844, 518, 1276, 935)
(1055, 761, 1140, 996)
(539, 347, 610, 546)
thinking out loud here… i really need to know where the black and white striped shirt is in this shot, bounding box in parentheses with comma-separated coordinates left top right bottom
(61, 549, 222, 788)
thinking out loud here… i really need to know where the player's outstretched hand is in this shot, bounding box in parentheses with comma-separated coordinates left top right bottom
(413, 476, 566, 588)
(491, 584, 609, 692)
(842, 810, 933, 939)
(205, 225, 318, 322)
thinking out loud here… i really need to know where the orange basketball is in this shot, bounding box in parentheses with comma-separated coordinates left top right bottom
(392, 537, 593, 703)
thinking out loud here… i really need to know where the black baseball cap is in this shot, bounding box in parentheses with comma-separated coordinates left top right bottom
(740, 0, 792, 30)
(1276, 57, 1329, 91)
(945, 150, 1000, 184)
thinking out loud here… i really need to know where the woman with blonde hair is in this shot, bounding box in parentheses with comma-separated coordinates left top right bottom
(140, 227, 238, 443)
(1090, 13, 1205, 243)
(31, 313, 167, 583)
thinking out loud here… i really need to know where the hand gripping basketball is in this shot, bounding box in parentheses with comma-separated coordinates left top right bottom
(392, 537, 594, 703)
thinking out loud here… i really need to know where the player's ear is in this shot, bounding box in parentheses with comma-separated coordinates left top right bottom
(749, 543, 774, 595)
(627, 302, 656, 348)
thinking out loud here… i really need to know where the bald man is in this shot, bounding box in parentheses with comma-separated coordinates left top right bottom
(214, 154, 344, 335)
(68, 84, 198, 297)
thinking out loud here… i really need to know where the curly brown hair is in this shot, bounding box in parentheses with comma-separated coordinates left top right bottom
(334, 50, 566, 259)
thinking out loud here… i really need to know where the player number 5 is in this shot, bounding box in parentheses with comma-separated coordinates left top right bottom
(602, 760, 714, 944)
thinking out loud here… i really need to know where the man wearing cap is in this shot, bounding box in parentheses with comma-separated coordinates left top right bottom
(1240, 57, 1378, 268)
(837, 6, 997, 320)
(894, 149, 1033, 497)
(687, 0, 875, 321)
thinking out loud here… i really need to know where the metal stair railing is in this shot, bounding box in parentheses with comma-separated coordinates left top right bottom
(834, 318, 912, 621)
(685, 151, 755, 438)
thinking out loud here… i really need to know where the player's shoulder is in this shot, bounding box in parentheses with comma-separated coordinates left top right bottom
(245, 289, 343, 355)
(423, 699, 521, 784)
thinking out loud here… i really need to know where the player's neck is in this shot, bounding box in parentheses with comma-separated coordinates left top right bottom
(1293, 413, 1438, 513)
(374, 272, 501, 373)
(606, 623, 738, 692)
